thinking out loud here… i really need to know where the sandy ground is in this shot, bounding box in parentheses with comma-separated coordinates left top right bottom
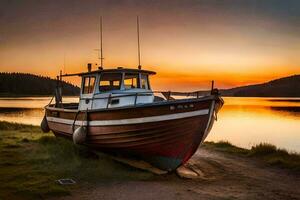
(53, 148, 300, 200)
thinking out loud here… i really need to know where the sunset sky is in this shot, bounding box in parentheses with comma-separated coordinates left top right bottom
(1, 0, 300, 91)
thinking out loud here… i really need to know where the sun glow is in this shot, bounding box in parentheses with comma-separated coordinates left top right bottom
(1, 1, 300, 90)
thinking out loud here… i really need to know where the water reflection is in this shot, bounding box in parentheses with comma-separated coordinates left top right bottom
(0, 97, 299, 152)
(0, 108, 44, 125)
(0, 97, 78, 125)
(0, 97, 79, 108)
(207, 97, 300, 152)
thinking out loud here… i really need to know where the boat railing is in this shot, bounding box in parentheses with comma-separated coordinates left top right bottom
(49, 90, 213, 107)
(52, 80, 218, 108)
(79, 90, 211, 99)
(79, 90, 215, 107)
(116, 90, 213, 107)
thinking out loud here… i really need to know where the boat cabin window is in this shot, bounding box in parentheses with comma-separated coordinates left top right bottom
(82, 76, 96, 94)
(124, 73, 140, 89)
(99, 73, 122, 92)
(141, 74, 149, 89)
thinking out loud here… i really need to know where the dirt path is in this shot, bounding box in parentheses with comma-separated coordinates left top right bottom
(53, 148, 300, 200)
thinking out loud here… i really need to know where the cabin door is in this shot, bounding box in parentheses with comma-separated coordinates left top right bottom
(79, 76, 96, 110)
(79, 94, 93, 110)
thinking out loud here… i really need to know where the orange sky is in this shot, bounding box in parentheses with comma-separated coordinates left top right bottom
(1, 0, 300, 91)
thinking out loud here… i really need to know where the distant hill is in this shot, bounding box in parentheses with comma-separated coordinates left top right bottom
(1, 72, 299, 97)
(221, 74, 300, 97)
(0, 73, 80, 96)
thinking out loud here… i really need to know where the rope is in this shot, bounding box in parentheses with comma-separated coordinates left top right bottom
(72, 110, 81, 133)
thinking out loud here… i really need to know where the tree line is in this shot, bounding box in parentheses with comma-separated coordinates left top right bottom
(0, 72, 80, 96)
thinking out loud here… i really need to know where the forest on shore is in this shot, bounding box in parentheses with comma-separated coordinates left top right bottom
(0, 73, 80, 96)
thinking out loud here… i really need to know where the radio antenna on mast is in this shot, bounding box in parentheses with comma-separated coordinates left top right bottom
(95, 16, 104, 69)
(137, 16, 142, 69)
(100, 16, 104, 68)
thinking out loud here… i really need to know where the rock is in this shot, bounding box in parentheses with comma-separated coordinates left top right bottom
(176, 165, 204, 179)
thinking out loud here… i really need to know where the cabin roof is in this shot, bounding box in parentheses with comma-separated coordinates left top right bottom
(62, 67, 156, 77)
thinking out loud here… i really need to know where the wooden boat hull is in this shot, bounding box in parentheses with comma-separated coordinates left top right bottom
(45, 95, 223, 171)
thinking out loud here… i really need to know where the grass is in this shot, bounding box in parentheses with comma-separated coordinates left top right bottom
(0, 121, 40, 132)
(0, 121, 153, 199)
(203, 141, 248, 154)
(204, 141, 300, 171)
(1, 120, 299, 198)
(249, 143, 300, 170)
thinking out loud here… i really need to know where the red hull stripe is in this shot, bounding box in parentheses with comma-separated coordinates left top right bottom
(46, 109, 209, 126)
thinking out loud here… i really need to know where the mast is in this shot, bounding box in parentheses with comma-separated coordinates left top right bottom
(100, 16, 104, 68)
(95, 16, 104, 69)
(137, 16, 142, 69)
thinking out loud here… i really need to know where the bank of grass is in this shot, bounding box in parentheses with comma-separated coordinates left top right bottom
(0, 121, 40, 132)
(0, 121, 153, 199)
(204, 141, 300, 171)
(1, 121, 300, 198)
(203, 141, 248, 154)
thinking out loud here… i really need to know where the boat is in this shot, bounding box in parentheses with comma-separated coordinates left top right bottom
(41, 17, 223, 171)
(41, 64, 223, 171)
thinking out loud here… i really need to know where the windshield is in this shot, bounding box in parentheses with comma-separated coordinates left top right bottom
(99, 73, 122, 92)
(124, 73, 140, 89)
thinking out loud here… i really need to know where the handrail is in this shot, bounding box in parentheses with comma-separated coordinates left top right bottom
(47, 89, 219, 110)
(77, 90, 213, 102)
(54, 84, 215, 107)
(51, 90, 212, 107)
(92, 90, 210, 97)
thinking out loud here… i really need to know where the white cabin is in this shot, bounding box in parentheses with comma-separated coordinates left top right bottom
(78, 67, 156, 110)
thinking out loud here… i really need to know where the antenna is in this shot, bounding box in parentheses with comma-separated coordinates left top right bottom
(100, 16, 104, 68)
(95, 16, 104, 69)
(137, 16, 142, 69)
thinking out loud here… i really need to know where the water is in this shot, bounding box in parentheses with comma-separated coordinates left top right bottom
(207, 97, 300, 152)
(0, 97, 299, 152)
(0, 97, 78, 125)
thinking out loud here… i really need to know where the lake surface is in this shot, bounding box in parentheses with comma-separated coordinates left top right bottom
(0, 97, 299, 152)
